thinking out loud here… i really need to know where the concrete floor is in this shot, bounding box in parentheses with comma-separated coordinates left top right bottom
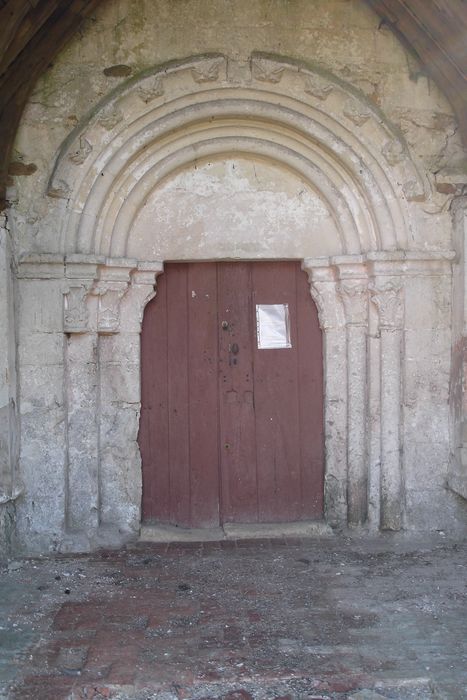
(0, 533, 466, 700)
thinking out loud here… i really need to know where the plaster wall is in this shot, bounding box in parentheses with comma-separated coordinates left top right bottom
(3, 0, 467, 553)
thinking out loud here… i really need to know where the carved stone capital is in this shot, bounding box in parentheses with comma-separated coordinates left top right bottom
(63, 284, 90, 333)
(370, 280, 404, 330)
(62, 260, 164, 335)
(94, 282, 129, 334)
(302, 262, 344, 331)
(337, 278, 368, 326)
(125, 263, 164, 330)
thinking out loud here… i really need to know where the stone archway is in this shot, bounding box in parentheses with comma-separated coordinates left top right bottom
(14, 54, 456, 552)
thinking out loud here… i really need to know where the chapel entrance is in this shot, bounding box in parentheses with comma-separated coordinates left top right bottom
(139, 261, 324, 528)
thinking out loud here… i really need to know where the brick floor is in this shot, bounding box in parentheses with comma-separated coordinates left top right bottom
(1, 534, 466, 699)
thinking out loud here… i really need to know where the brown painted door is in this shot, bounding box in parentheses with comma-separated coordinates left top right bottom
(139, 261, 323, 528)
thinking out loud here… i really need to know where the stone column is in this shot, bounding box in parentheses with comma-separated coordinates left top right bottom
(63, 257, 100, 540)
(370, 278, 404, 530)
(449, 196, 467, 499)
(302, 259, 347, 528)
(62, 258, 162, 549)
(96, 261, 162, 542)
(337, 263, 369, 526)
(367, 299, 382, 530)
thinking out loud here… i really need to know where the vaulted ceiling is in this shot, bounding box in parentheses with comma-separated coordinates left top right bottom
(0, 0, 466, 210)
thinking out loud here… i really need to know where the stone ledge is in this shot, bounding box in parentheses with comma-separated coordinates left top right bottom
(140, 520, 333, 543)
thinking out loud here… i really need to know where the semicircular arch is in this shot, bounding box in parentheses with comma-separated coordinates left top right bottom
(49, 54, 423, 259)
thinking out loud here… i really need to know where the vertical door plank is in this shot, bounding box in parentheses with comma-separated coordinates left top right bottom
(218, 262, 258, 523)
(296, 265, 324, 518)
(187, 263, 220, 527)
(252, 262, 302, 522)
(166, 264, 191, 527)
(140, 273, 170, 522)
(140, 260, 324, 529)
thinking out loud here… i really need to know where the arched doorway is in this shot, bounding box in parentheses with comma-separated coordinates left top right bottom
(139, 260, 324, 528)
(12, 53, 427, 553)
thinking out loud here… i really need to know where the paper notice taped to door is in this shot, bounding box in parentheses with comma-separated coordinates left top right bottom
(256, 304, 291, 349)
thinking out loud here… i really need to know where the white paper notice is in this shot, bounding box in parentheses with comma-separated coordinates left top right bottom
(256, 304, 292, 349)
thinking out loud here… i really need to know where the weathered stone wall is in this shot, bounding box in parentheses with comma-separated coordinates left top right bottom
(0, 214, 19, 558)
(10, 0, 466, 255)
(4, 0, 467, 553)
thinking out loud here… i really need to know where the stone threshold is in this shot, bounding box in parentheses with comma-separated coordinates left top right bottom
(139, 520, 332, 542)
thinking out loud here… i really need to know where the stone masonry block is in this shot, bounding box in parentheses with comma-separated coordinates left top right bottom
(18, 279, 64, 333)
(404, 275, 451, 331)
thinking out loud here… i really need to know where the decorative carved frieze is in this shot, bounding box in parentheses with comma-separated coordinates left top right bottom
(370, 280, 404, 330)
(251, 58, 284, 84)
(303, 75, 333, 101)
(137, 77, 164, 103)
(381, 139, 405, 166)
(68, 136, 93, 165)
(98, 105, 124, 130)
(48, 178, 71, 199)
(402, 179, 426, 202)
(343, 99, 371, 126)
(191, 58, 224, 83)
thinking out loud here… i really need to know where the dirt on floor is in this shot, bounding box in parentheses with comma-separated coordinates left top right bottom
(0, 533, 466, 700)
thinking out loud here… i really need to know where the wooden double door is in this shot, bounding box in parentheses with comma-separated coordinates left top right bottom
(139, 261, 323, 528)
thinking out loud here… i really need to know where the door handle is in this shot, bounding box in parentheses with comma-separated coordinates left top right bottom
(229, 342, 239, 355)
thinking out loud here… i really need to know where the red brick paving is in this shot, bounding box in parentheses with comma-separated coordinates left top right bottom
(2, 536, 467, 699)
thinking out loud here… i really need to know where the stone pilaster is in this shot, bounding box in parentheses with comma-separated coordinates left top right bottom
(63, 260, 100, 535)
(97, 263, 162, 538)
(302, 259, 347, 527)
(337, 263, 369, 526)
(62, 258, 163, 547)
(370, 277, 404, 530)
